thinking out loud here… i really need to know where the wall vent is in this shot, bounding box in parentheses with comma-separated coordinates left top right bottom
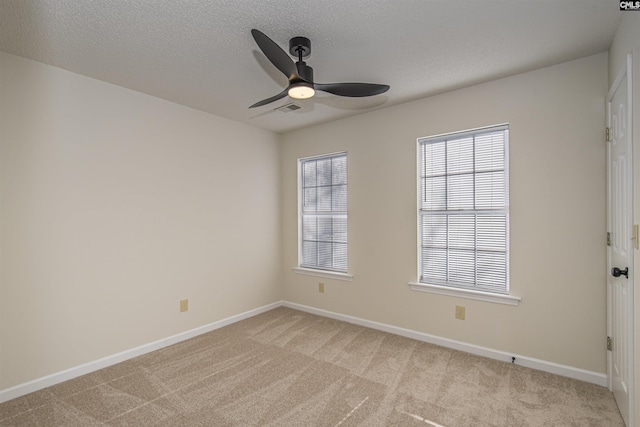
(275, 103, 302, 113)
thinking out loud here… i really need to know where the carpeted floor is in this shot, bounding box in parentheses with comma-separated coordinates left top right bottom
(0, 307, 625, 426)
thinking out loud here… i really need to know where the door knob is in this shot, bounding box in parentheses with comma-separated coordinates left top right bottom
(611, 267, 629, 278)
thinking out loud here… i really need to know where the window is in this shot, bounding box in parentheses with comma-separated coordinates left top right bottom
(299, 153, 348, 273)
(418, 125, 509, 295)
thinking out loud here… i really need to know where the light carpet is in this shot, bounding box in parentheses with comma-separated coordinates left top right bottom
(0, 307, 624, 426)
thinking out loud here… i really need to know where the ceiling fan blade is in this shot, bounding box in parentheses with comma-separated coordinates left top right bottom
(315, 82, 390, 97)
(249, 88, 289, 108)
(251, 29, 298, 80)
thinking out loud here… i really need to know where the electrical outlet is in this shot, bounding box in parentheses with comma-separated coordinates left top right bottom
(180, 299, 189, 312)
(318, 282, 324, 293)
(455, 305, 465, 320)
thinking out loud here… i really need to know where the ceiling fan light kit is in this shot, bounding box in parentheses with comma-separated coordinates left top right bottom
(249, 29, 389, 108)
(288, 82, 315, 99)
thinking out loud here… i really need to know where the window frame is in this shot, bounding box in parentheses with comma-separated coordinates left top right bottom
(295, 151, 351, 279)
(410, 124, 520, 305)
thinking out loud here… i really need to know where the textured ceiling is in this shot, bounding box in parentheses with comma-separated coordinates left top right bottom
(0, 0, 621, 133)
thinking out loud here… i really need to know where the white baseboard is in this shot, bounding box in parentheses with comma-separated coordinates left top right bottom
(0, 301, 282, 404)
(1, 299, 607, 404)
(281, 301, 608, 387)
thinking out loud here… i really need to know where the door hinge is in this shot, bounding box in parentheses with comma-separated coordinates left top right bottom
(606, 127, 612, 142)
(607, 232, 611, 246)
(607, 336, 613, 351)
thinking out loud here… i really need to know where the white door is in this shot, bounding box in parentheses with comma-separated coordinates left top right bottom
(607, 55, 634, 427)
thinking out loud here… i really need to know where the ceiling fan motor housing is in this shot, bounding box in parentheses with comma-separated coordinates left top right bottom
(295, 62, 314, 83)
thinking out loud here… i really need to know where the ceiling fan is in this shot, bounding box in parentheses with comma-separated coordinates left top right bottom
(249, 29, 390, 108)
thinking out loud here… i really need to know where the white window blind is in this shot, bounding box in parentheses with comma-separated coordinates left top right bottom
(418, 125, 509, 294)
(299, 153, 347, 272)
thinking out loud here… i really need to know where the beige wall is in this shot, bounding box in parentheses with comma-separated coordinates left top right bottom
(608, 11, 640, 421)
(0, 52, 282, 389)
(281, 53, 608, 373)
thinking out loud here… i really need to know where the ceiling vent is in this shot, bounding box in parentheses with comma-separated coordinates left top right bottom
(275, 103, 302, 113)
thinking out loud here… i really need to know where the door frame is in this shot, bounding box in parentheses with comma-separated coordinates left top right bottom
(607, 53, 634, 427)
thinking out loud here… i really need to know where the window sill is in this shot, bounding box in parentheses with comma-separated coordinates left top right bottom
(408, 282, 521, 306)
(293, 267, 353, 282)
